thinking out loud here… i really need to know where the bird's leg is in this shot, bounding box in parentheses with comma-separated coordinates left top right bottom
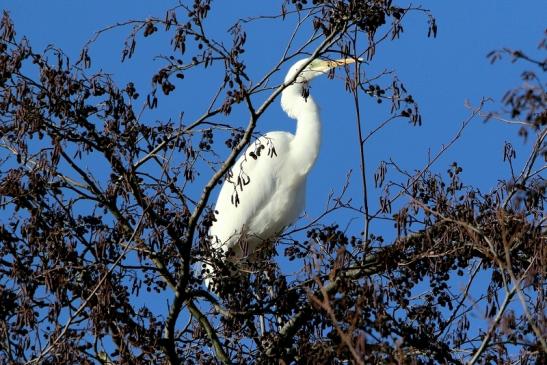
(267, 285, 282, 331)
(259, 313, 266, 337)
(252, 289, 267, 336)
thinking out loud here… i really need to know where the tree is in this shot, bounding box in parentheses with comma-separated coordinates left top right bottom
(0, 1, 545, 364)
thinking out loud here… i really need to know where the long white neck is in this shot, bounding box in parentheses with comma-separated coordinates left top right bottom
(280, 82, 321, 175)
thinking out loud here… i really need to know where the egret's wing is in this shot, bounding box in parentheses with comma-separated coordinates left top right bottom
(210, 131, 293, 251)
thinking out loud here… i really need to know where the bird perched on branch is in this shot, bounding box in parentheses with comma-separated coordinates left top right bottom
(204, 57, 358, 290)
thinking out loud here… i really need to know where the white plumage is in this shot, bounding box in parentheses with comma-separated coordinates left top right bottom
(205, 58, 356, 290)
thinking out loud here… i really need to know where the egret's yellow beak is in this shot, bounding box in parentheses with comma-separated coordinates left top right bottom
(327, 58, 361, 69)
(312, 58, 361, 72)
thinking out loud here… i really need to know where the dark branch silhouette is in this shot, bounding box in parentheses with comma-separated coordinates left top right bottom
(0, 2, 545, 364)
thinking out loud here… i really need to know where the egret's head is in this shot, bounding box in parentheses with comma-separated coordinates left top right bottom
(281, 57, 360, 119)
(284, 57, 359, 84)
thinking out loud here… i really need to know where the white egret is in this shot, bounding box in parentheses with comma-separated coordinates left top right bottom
(204, 57, 357, 290)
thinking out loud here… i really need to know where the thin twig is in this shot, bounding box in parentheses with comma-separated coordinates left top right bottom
(350, 30, 370, 249)
(26, 213, 146, 364)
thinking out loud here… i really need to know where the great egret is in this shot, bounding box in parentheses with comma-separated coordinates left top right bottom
(204, 57, 357, 290)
